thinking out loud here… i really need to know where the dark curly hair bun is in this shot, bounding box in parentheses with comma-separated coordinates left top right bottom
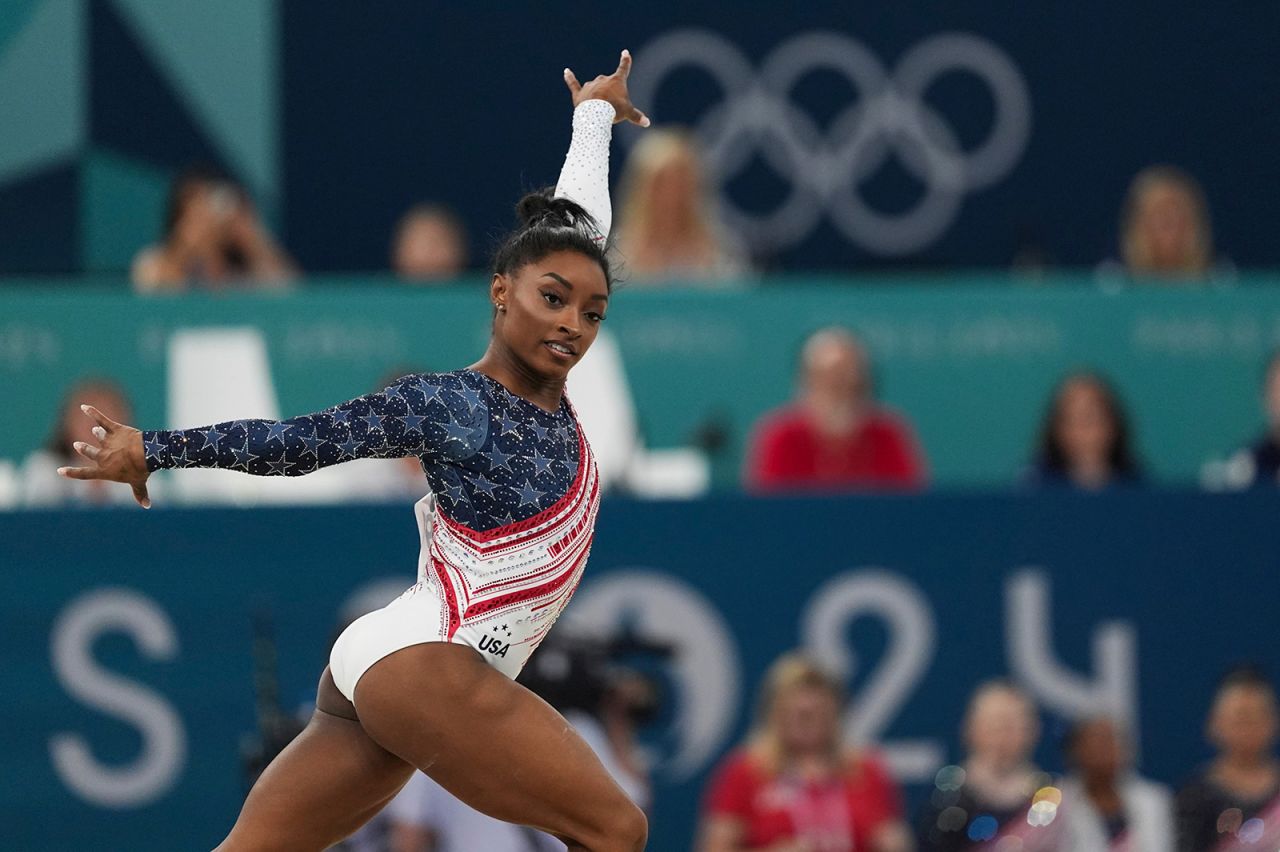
(515, 191, 596, 232)
(492, 188, 612, 291)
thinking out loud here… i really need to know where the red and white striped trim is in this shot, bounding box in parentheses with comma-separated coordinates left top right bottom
(430, 414, 599, 638)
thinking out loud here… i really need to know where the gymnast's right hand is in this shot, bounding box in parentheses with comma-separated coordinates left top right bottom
(57, 404, 152, 508)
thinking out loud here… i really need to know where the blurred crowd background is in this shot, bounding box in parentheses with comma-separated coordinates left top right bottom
(4, 2, 1280, 850)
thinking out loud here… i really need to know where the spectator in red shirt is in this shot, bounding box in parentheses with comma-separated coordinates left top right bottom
(698, 653, 911, 852)
(745, 328, 926, 493)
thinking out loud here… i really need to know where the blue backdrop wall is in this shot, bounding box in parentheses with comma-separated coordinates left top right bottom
(1, 0, 1278, 273)
(4, 492, 1279, 849)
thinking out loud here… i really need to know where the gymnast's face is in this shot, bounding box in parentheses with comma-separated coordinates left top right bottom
(491, 250, 609, 380)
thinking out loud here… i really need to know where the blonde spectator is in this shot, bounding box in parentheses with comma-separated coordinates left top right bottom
(916, 681, 1060, 852)
(615, 129, 745, 281)
(699, 653, 911, 852)
(392, 204, 469, 281)
(1120, 166, 1215, 279)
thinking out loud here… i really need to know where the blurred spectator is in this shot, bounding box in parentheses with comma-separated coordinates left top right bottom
(131, 165, 297, 292)
(698, 653, 910, 852)
(916, 681, 1060, 851)
(1060, 716, 1174, 852)
(614, 129, 746, 282)
(1116, 165, 1223, 281)
(20, 378, 163, 507)
(1221, 352, 1280, 489)
(1175, 667, 1280, 852)
(392, 204, 469, 281)
(1024, 372, 1143, 491)
(562, 670, 655, 810)
(745, 328, 927, 493)
(383, 770, 563, 851)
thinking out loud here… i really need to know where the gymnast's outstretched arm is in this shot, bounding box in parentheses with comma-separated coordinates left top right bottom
(136, 373, 470, 478)
(56, 372, 466, 505)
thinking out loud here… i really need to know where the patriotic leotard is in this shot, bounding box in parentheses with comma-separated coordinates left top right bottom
(142, 99, 618, 700)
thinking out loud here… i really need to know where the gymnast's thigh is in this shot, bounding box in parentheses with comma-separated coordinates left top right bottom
(353, 642, 645, 849)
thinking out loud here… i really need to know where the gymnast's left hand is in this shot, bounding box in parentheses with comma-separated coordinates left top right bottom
(564, 49, 651, 127)
(56, 404, 152, 508)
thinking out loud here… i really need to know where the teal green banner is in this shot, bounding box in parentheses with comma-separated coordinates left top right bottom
(4, 275, 1280, 487)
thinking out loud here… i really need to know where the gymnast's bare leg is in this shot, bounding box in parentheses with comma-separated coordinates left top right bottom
(215, 645, 645, 851)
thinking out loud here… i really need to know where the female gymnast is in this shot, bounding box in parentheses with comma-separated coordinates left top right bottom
(57, 51, 651, 852)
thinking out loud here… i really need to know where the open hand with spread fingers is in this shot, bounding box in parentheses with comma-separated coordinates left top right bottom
(564, 48, 651, 127)
(56, 404, 152, 508)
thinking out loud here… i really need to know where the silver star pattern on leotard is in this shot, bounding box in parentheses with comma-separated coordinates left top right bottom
(142, 370, 581, 533)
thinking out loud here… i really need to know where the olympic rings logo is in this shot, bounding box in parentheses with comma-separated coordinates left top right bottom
(627, 30, 1032, 256)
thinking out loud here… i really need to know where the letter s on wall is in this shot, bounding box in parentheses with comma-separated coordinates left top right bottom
(49, 588, 187, 808)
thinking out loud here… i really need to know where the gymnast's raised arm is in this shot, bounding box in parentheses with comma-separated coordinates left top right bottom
(556, 49, 650, 243)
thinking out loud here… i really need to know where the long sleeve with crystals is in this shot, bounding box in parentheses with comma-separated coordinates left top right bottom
(141, 373, 466, 477)
(554, 99, 616, 243)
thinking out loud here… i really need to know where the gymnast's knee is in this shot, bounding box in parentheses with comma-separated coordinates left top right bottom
(595, 800, 647, 852)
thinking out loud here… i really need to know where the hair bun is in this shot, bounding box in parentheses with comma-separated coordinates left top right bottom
(492, 187, 611, 286)
(515, 190, 592, 231)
